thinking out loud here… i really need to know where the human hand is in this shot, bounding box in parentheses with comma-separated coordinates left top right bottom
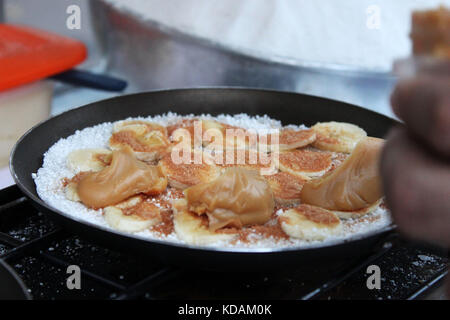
(381, 63, 450, 247)
(381, 61, 450, 298)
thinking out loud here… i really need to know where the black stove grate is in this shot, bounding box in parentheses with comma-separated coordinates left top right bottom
(0, 185, 448, 300)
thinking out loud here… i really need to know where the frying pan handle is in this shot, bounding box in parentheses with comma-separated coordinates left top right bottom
(51, 69, 127, 92)
(0, 0, 4, 22)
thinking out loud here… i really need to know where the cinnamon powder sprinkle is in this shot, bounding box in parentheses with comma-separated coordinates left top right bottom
(147, 188, 184, 236)
(122, 201, 160, 220)
(297, 204, 340, 225)
(111, 130, 169, 153)
(61, 172, 88, 187)
(315, 133, 339, 146)
(94, 153, 112, 166)
(144, 187, 184, 209)
(328, 152, 348, 172)
(279, 129, 315, 144)
(245, 222, 289, 241)
(233, 221, 289, 243)
(220, 214, 289, 244)
(279, 149, 332, 172)
(346, 214, 381, 228)
(110, 131, 150, 152)
(151, 209, 174, 236)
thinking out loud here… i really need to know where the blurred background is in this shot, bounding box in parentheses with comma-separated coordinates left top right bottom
(0, 0, 449, 188)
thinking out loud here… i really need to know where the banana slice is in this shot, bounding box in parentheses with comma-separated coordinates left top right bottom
(278, 149, 332, 179)
(158, 152, 221, 189)
(278, 129, 316, 151)
(221, 124, 252, 151)
(333, 199, 383, 219)
(63, 172, 89, 202)
(172, 199, 237, 245)
(67, 148, 112, 173)
(217, 149, 277, 175)
(104, 196, 162, 232)
(279, 204, 342, 241)
(202, 119, 226, 133)
(110, 120, 170, 163)
(169, 118, 249, 151)
(65, 181, 80, 202)
(260, 129, 316, 152)
(113, 120, 167, 136)
(264, 172, 306, 205)
(169, 119, 202, 150)
(168, 119, 223, 142)
(201, 119, 248, 150)
(312, 122, 367, 153)
(167, 118, 197, 137)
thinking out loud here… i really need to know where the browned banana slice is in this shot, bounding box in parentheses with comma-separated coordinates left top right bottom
(260, 129, 316, 152)
(279, 204, 342, 240)
(312, 122, 367, 153)
(67, 148, 112, 173)
(264, 172, 307, 205)
(110, 120, 170, 162)
(172, 199, 237, 245)
(104, 195, 163, 232)
(278, 149, 332, 179)
(158, 153, 221, 189)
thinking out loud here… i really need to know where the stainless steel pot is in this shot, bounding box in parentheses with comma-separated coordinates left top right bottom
(90, 0, 397, 117)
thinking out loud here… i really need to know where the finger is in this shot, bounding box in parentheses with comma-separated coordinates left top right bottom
(381, 127, 450, 246)
(390, 76, 450, 157)
(417, 60, 450, 76)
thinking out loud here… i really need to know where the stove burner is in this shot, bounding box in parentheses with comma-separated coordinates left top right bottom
(0, 259, 31, 300)
(0, 185, 448, 300)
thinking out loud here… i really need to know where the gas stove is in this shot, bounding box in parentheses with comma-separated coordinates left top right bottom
(0, 184, 447, 300)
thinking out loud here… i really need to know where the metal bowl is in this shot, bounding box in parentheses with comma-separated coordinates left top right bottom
(90, 0, 396, 116)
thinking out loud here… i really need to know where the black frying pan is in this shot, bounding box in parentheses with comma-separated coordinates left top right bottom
(10, 88, 397, 271)
(0, 259, 31, 300)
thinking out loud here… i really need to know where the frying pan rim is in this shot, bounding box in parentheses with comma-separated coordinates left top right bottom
(9, 87, 396, 254)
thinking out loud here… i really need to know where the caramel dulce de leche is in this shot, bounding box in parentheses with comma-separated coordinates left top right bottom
(184, 167, 275, 231)
(301, 137, 384, 211)
(77, 149, 164, 209)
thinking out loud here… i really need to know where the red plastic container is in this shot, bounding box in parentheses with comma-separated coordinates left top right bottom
(0, 24, 87, 92)
(0, 24, 87, 167)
